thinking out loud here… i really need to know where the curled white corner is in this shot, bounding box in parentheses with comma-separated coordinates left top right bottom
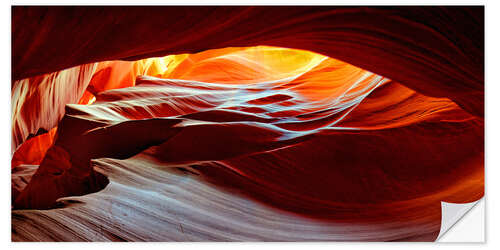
(436, 198, 483, 241)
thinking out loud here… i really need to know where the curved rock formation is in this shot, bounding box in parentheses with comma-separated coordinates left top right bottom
(11, 7, 484, 242)
(12, 6, 484, 117)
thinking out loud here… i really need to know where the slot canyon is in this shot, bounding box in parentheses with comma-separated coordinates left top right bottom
(11, 6, 484, 241)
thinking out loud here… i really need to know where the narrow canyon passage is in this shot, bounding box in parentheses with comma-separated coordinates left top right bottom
(11, 7, 484, 242)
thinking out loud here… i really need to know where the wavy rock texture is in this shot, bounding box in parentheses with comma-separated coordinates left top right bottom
(12, 6, 484, 116)
(11, 7, 484, 242)
(12, 47, 484, 241)
(11, 64, 98, 153)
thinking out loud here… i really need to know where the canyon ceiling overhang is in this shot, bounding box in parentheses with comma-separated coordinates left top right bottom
(12, 6, 484, 118)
